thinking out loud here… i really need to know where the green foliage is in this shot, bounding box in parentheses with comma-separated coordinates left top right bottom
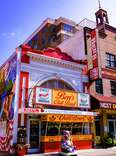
(100, 133, 114, 147)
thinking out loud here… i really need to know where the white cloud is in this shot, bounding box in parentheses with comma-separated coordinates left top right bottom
(1, 32, 16, 38)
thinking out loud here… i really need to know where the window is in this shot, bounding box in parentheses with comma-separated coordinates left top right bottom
(110, 81, 116, 96)
(95, 120, 100, 136)
(63, 34, 70, 41)
(95, 79, 103, 94)
(63, 24, 73, 33)
(41, 79, 74, 91)
(46, 122, 59, 136)
(106, 53, 116, 68)
(42, 122, 92, 136)
(41, 122, 47, 136)
(60, 123, 72, 135)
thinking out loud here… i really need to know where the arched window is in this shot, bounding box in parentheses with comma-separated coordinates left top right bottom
(40, 79, 74, 91)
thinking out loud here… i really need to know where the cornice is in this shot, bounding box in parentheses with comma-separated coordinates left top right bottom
(27, 52, 83, 71)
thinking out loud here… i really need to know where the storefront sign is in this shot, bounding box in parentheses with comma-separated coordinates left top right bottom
(35, 87, 52, 104)
(18, 108, 97, 116)
(41, 114, 94, 122)
(100, 103, 116, 110)
(34, 87, 91, 109)
(78, 93, 90, 108)
(89, 29, 99, 81)
(52, 89, 77, 107)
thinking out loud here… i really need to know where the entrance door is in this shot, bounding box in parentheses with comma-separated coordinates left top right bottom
(108, 120, 116, 139)
(29, 119, 40, 153)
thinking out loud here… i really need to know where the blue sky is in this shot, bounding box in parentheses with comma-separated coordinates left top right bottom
(0, 0, 115, 65)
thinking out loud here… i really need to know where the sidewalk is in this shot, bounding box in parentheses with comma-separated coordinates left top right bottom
(25, 146, 116, 156)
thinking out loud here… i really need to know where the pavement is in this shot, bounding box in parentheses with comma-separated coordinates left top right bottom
(25, 146, 116, 156)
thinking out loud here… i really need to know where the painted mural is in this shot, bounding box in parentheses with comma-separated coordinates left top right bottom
(0, 54, 17, 152)
(0, 54, 17, 120)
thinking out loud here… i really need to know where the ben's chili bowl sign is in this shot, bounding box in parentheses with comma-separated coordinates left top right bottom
(52, 89, 77, 107)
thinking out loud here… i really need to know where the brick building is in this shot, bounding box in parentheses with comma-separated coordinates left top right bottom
(58, 7, 116, 144)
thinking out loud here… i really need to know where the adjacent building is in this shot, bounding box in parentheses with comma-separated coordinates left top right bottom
(23, 17, 81, 50)
(59, 8, 116, 144)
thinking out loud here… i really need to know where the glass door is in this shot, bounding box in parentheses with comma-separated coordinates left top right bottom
(30, 119, 40, 152)
(108, 120, 116, 139)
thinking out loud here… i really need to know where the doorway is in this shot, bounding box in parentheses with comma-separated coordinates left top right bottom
(108, 120, 116, 139)
(29, 118, 40, 153)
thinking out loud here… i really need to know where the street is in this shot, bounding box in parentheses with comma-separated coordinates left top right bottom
(25, 146, 116, 156)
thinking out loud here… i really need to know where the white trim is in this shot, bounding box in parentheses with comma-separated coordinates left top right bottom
(13, 47, 21, 143)
(18, 108, 97, 116)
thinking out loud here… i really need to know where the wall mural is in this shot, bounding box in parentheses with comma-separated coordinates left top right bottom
(0, 55, 17, 120)
(0, 54, 17, 151)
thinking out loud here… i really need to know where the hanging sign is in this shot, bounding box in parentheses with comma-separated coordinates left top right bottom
(78, 93, 90, 108)
(35, 87, 52, 104)
(89, 29, 99, 81)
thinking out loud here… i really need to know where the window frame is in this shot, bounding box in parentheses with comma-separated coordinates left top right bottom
(106, 53, 116, 69)
(110, 80, 116, 96)
(63, 24, 73, 33)
(95, 79, 103, 94)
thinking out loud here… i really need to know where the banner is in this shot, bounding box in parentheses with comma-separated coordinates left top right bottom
(52, 89, 77, 107)
(78, 93, 90, 108)
(89, 29, 99, 81)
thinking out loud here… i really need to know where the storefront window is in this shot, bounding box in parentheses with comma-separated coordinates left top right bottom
(82, 123, 89, 134)
(95, 120, 100, 136)
(60, 123, 72, 135)
(42, 122, 92, 136)
(46, 122, 59, 136)
(72, 123, 82, 135)
(41, 122, 47, 136)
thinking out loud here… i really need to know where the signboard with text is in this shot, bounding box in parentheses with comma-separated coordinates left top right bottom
(100, 103, 116, 110)
(41, 114, 94, 122)
(89, 29, 99, 81)
(78, 93, 90, 108)
(34, 87, 90, 109)
(52, 89, 77, 107)
(35, 87, 52, 104)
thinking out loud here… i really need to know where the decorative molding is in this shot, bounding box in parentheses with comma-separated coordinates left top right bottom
(27, 51, 83, 71)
